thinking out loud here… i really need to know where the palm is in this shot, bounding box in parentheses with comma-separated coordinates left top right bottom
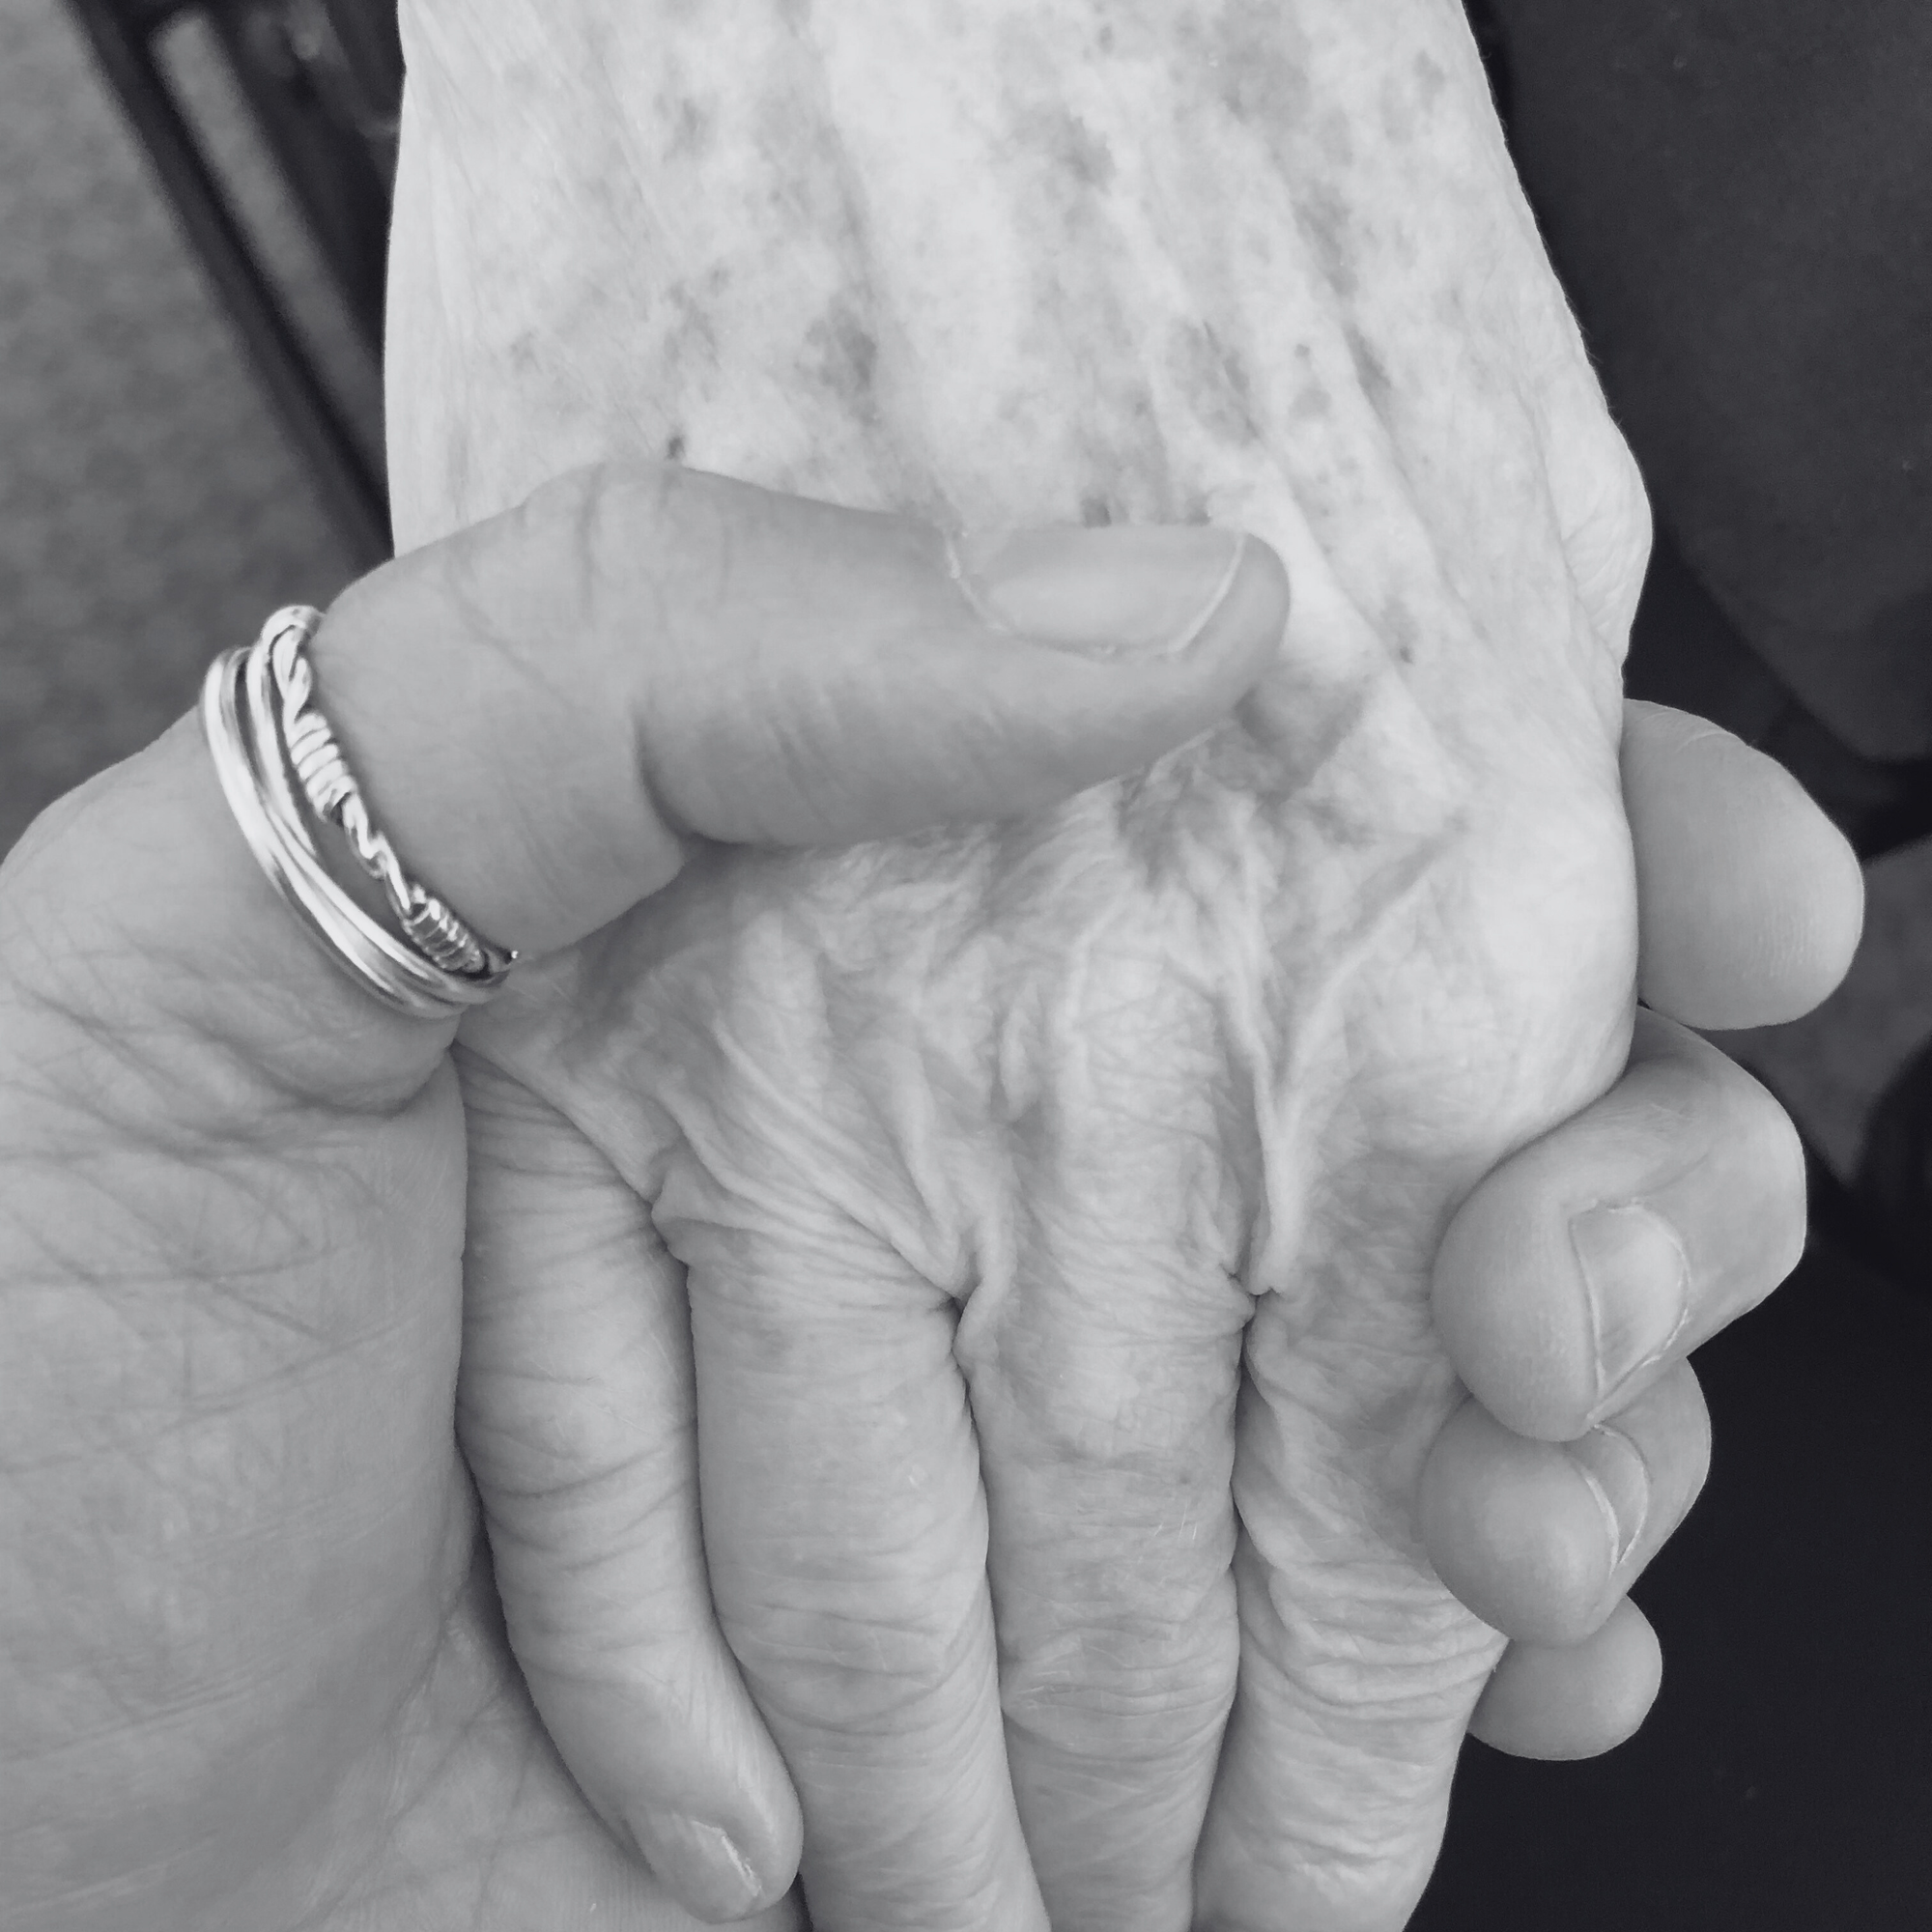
(0, 924, 753, 1930)
(393, 0, 1647, 1917)
(288, 1548, 799, 1932)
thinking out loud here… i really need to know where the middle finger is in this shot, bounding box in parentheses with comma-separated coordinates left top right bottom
(954, 1142, 1253, 1932)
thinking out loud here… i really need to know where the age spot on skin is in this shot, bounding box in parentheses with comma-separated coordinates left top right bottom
(1211, 0, 1314, 130)
(1288, 383, 1332, 427)
(667, 95, 714, 160)
(1295, 186, 1359, 300)
(1169, 321, 1260, 447)
(662, 280, 721, 384)
(1060, 111, 1117, 192)
(804, 302, 880, 413)
(1381, 597, 1421, 668)
(1016, 102, 1117, 195)
(1344, 323, 1394, 420)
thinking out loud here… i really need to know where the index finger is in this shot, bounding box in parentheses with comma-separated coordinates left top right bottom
(1622, 699, 1862, 1030)
(1433, 1007, 1806, 1445)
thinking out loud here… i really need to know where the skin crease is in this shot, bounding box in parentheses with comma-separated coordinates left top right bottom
(0, 781, 728, 1932)
(385, 4, 1654, 1929)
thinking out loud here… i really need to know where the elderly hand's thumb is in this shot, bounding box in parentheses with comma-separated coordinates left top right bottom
(317, 463, 1287, 959)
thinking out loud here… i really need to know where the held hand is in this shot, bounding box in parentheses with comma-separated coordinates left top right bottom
(448, 539, 1858, 1931)
(387, 3, 1861, 1924)
(0, 469, 1282, 1930)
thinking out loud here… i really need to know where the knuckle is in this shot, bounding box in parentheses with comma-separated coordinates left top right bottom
(460, 1391, 688, 1523)
(722, 1587, 987, 1740)
(1555, 418, 1655, 650)
(580, 457, 736, 596)
(515, 460, 749, 702)
(1000, 1608, 1239, 1766)
(1199, 1841, 1432, 1932)
(1257, 1554, 1505, 1719)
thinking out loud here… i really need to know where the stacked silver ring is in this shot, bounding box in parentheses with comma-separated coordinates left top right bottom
(201, 606, 518, 1020)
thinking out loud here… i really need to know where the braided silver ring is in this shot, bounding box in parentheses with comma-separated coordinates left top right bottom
(201, 606, 517, 1020)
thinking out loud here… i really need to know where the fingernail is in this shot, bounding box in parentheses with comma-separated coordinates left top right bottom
(1570, 1422, 1652, 1569)
(1571, 1202, 1690, 1415)
(947, 523, 1250, 660)
(631, 1809, 766, 1922)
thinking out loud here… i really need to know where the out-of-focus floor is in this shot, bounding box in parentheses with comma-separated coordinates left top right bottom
(0, 0, 356, 855)
(1, 0, 1929, 1184)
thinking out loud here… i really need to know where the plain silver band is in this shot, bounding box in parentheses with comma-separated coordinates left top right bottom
(200, 610, 516, 1021)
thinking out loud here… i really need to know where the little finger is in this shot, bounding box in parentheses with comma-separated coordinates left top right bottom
(1466, 1597, 1664, 1761)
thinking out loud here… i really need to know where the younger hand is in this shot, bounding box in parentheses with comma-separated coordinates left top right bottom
(0, 467, 1282, 1930)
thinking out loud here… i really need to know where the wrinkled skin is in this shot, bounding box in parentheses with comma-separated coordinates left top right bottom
(0, 758, 777, 1932)
(388, 1, 1648, 1924)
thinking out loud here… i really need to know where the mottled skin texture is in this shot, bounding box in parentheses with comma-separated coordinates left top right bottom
(389, 2, 1649, 1925)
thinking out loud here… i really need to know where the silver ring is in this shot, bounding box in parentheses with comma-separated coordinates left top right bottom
(200, 606, 517, 1020)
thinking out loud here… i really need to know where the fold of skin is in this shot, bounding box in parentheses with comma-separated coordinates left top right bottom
(390, 1, 1648, 1921)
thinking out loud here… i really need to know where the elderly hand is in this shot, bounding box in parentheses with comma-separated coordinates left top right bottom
(384, 2, 1862, 1927)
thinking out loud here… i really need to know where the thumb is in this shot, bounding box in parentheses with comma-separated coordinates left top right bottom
(319, 461, 1289, 958)
(0, 460, 1285, 1107)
